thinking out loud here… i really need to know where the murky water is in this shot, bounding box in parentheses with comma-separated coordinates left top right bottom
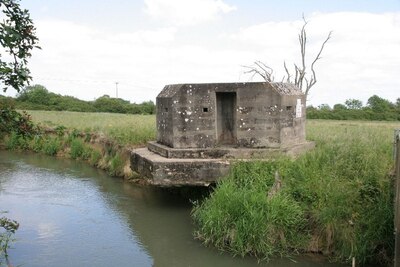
(0, 151, 345, 267)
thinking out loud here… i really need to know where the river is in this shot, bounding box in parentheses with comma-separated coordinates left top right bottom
(0, 151, 345, 267)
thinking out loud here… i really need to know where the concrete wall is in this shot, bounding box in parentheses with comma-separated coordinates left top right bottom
(279, 94, 306, 147)
(172, 84, 217, 149)
(235, 83, 281, 148)
(156, 82, 306, 149)
(156, 97, 174, 147)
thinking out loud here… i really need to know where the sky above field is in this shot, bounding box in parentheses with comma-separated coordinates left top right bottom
(3, 0, 400, 107)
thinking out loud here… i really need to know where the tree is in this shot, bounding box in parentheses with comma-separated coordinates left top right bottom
(318, 104, 331, 111)
(17, 84, 49, 104)
(367, 95, 393, 113)
(345, 99, 363, 110)
(333, 103, 347, 111)
(93, 95, 130, 113)
(245, 16, 331, 100)
(0, 0, 39, 92)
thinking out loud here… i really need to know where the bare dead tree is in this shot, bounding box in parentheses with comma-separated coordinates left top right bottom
(243, 60, 275, 82)
(245, 17, 332, 100)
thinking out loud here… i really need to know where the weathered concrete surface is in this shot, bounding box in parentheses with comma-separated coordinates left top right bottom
(131, 82, 314, 187)
(131, 141, 315, 186)
(156, 82, 306, 149)
(130, 148, 230, 186)
(147, 140, 315, 159)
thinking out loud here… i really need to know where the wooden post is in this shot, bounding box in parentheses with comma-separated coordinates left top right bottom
(395, 129, 400, 267)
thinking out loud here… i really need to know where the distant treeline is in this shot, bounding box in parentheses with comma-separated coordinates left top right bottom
(307, 95, 400, 121)
(1, 85, 399, 120)
(0, 84, 155, 114)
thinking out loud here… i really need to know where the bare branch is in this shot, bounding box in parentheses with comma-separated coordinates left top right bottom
(243, 60, 275, 82)
(243, 15, 331, 102)
(305, 31, 332, 96)
(283, 61, 291, 83)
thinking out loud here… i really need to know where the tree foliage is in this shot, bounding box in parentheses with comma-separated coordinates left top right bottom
(8, 84, 156, 114)
(333, 103, 347, 111)
(0, 104, 36, 136)
(367, 95, 394, 113)
(308, 96, 399, 121)
(345, 99, 363, 110)
(0, 0, 39, 92)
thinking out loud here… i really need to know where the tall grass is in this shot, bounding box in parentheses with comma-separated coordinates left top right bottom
(24, 110, 156, 146)
(192, 161, 308, 258)
(193, 120, 400, 265)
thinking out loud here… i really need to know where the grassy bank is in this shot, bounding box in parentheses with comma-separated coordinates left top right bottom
(1, 110, 157, 179)
(192, 120, 399, 266)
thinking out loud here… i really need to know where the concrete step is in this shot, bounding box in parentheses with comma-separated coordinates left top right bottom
(130, 148, 230, 186)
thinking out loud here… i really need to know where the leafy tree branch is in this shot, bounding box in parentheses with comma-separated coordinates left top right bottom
(0, 0, 39, 92)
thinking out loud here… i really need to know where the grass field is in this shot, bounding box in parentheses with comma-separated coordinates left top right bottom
(25, 110, 156, 146)
(25, 110, 400, 146)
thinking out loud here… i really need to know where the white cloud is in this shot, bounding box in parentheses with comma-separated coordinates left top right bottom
(24, 20, 179, 101)
(143, 0, 236, 26)
(113, 27, 177, 45)
(5, 11, 399, 108)
(231, 12, 400, 106)
(24, 19, 243, 103)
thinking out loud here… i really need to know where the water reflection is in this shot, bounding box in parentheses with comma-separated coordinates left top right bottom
(0, 151, 344, 267)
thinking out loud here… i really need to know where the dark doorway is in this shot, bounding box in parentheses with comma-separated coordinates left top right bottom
(216, 92, 236, 145)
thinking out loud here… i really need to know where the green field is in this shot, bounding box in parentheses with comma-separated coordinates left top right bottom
(25, 110, 400, 146)
(25, 110, 156, 146)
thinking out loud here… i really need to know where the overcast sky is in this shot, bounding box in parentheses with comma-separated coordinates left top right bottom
(3, 0, 400, 107)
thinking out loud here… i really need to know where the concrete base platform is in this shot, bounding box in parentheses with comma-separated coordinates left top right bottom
(130, 148, 230, 186)
(147, 141, 315, 159)
(130, 141, 315, 186)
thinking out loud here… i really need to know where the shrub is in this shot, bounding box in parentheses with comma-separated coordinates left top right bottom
(81, 146, 92, 161)
(89, 149, 102, 166)
(42, 137, 61, 156)
(5, 132, 20, 150)
(70, 138, 85, 159)
(29, 135, 44, 152)
(108, 153, 124, 176)
(0, 107, 37, 137)
(4, 132, 30, 150)
(54, 125, 67, 137)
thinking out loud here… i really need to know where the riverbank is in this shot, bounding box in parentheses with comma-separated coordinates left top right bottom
(1, 126, 142, 182)
(1, 110, 399, 266)
(193, 120, 398, 266)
